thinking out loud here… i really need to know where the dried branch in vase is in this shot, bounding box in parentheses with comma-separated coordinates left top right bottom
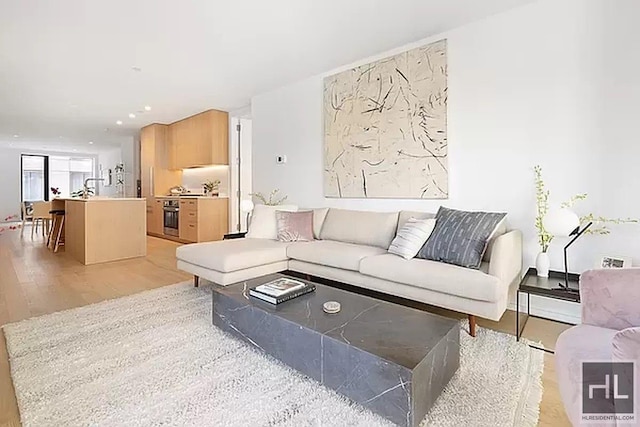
(251, 189, 288, 206)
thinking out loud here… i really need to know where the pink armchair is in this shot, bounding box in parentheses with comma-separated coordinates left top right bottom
(556, 268, 640, 426)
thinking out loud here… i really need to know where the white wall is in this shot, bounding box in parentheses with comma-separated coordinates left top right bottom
(97, 147, 122, 197)
(0, 148, 24, 222)
(251, 0, 640, 322)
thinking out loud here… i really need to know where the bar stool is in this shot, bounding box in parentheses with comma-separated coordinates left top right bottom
(47, 209, 65, 252)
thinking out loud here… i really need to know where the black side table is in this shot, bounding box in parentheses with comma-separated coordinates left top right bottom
(516, 267, 580, 352)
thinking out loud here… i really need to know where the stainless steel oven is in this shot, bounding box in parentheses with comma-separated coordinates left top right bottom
(163, 199, 179, 237)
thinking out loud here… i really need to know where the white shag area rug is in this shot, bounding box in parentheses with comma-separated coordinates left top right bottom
(3, 282, 544, 427)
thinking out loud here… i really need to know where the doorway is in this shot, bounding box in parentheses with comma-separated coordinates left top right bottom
(21, 154, 49, 203)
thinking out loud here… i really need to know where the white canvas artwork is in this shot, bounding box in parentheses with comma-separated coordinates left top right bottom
(324, 39, 448, 199)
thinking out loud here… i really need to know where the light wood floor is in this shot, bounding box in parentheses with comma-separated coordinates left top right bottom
(0, 229, 570, 426)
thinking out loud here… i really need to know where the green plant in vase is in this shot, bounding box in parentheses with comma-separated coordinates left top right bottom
(533, 165, 637, 277)
(203, 180, 221, 196)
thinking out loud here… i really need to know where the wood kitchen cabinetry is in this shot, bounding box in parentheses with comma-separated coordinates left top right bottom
(168, 110, 229, 169)
(178, 198, 229, 243)
(146, 198, 164, 236)
(140, 124, 182, 199)
(141, 124, 181, 236)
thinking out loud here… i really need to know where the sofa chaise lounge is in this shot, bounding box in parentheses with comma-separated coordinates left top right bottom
(176, 208, 523, 336)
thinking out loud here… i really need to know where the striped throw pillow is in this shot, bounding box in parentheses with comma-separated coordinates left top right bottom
(417, 207, 506, 269)
(388, 218, 437, 260)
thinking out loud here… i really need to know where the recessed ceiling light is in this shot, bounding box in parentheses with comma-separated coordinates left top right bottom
(116, 120, 123, 125)
(13, 134, 19, 138)
(128, 113, 136, 119)
(132, 66, 142, 72)
(72, 149, 78, 152)
(144, 105, 151, 111)
(88, 141, 94, 145)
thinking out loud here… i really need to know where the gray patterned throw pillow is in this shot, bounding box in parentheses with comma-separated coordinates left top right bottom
(417, 207, 506, 269)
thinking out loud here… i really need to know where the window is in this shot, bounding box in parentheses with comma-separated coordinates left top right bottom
(21, 155, 48, 202)
(49, 156, 95, 198)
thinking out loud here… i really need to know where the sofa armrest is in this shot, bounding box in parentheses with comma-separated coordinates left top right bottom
(581, 269, 640, 330)
(613, 327, 640, 361)
(488, 230, 523, 288)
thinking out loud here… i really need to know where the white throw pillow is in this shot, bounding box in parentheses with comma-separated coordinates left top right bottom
(388, 218, 437, 260)
(246, 204, 298, 239)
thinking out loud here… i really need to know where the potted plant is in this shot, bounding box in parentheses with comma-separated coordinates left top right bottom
(203, 180, 221, 197)
(533, 165, 637, 277)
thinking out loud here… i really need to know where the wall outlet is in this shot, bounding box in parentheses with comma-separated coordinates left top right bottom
(276, 155, 287, 164)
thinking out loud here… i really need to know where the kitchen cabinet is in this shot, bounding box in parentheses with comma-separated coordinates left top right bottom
(169, 110, 229, 169)
(178, 197, 229, 242)
(140, 124, 182, 199)
(146, 198, 164, 236)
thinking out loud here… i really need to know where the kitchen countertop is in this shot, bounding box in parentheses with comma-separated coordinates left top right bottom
(56, 197, 146, 202)
(154, 195, 229, 199)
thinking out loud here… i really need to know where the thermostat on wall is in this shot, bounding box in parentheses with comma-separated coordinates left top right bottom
(276, 155, 287, 164)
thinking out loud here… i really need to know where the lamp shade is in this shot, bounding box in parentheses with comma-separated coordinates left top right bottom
(240, 199, 255, 213)
(543, 208, 580, 237)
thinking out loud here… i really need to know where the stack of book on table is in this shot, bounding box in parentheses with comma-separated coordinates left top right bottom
(249, 278, 315, 304)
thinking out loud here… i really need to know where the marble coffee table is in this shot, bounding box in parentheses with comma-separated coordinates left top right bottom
(212, 273, 460, 427)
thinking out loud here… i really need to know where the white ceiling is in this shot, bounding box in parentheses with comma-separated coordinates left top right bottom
(0, 0, 533, 153)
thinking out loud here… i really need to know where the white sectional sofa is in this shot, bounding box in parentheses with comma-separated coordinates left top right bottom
(176, 208, 523, 335)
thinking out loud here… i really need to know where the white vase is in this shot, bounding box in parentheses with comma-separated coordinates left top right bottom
(536, 252, 550, 278)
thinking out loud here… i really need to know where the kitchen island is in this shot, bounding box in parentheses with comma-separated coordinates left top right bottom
(51, 198, 147, 265)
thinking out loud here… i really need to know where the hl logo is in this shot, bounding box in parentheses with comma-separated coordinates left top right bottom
(582, 362, 635, 423)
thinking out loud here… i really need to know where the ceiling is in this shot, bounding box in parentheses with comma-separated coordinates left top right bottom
(0, 0, 533, 153)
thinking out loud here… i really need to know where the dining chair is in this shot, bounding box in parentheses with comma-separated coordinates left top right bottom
(20, 201, 34, 236)
(31, 201, 52, 239)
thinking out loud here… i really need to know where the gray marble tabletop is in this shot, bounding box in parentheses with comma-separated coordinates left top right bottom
(214, 273, 458, 370)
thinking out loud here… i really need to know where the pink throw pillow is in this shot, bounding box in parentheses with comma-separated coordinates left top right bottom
(276, 211, 314, 242)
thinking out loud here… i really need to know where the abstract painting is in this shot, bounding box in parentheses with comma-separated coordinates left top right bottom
(323, 39, 448, 199)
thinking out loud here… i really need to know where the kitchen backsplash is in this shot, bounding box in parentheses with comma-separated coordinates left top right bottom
(181, 165, 230, 196)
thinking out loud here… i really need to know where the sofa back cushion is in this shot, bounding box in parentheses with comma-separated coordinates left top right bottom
(298, 207, 330, 239)
(319, 208, 399, 249)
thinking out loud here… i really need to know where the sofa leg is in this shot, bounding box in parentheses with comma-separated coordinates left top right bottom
(194, 276, 199, 288)
(468, 314, 476, 337)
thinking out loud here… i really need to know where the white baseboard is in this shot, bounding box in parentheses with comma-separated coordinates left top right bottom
(507, 293, 581, 325)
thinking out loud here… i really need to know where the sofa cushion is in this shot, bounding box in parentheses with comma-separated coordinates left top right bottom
(287, 240, 386, 272)
(360, 254, 503, 302)
(483, 219, 507, 262)
(417, 207, 507, 269)
(276, 211, 314, 242)
(397, 210, 436, 232)
(176, 238, 290, 273)
(388, 218, 437, 260)
(319, 208, 399, 249)
(246, 204, 298, 239)
(556, 325, 618, 425)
